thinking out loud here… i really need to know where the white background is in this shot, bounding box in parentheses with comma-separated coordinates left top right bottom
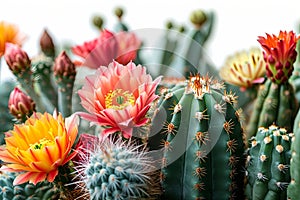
(1, 0, 300, 80)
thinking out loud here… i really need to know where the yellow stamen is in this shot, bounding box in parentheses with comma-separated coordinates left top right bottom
(30, 138, 54, 150)
(105, 89, 135, 110)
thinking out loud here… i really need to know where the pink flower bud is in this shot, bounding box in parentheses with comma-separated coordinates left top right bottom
(53, 51, 76, 77)
(4, 43, 31, 74)
(39, 29, 55, 57)
(8, 87, 36, 120)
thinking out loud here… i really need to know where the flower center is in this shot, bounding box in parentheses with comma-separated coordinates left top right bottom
(30, 138, 54, 150)
(105, 89, 135, 110)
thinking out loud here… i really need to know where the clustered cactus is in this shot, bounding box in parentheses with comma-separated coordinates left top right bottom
(2, 9, 300, 200)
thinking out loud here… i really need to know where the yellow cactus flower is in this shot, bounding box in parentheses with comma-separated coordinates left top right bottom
(0, 21, 26, 57)
(220, 48, 266, 89)
(0, 111, 78, 185)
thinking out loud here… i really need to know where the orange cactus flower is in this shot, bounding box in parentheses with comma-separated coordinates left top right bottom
(257, 30, 300, 84)
(220, 47, 266, 90)
(0, 21, 26, 57)
(0, 111, 79, 185)
(78, 61, 161, 139)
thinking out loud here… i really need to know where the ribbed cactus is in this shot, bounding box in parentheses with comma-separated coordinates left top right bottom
(247, 31, 299, 139)
(245, 125, 293, 200)
(77, 136, 161, 200)
(287, 110, 300, 199)
(148, 74, 246, 199)
(0, 172, 60, 200)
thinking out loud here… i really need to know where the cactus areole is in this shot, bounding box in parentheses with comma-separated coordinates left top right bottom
(149, 74, 246, 199)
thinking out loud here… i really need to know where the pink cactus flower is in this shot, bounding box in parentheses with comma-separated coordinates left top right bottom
(72, 30, 141, 69)
(77, 61, 161, 139)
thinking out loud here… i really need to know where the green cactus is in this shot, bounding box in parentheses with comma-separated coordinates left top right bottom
(0, 172, 60, 200)
(113, 7, 129, 32)
(245, 125, 293, 200)
(246, 79, 298, 140)
(0, 80, 15, 145)
(79, 136, 161, 200)
(287, 110, 300, 199)
(181, 10, 216, 78)
(148, 74, 246, 199)
(31, 54, 58, 108)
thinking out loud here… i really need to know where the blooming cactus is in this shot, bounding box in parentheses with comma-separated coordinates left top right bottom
(0, 111, 78, 185)
(72, 30, 141, 69)
(78, 61, 161, 138)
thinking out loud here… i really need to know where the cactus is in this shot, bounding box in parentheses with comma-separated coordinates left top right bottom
(76, 136, 161, 200)
(113, 7, 129, 32)
(246, 31, 299, 139)
(0, 80, 15, 145)
(148, 74, 246, 199)
(245, 125, 293, 200)
(287, 110, 300, 199)
(0, 172, 60, 200)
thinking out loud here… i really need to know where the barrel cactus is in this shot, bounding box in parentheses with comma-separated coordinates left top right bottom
(148, 73, 246, 199)
(246, 31, 299, 139)
(245, 125, 293, 200)
(76, 136, 161, 200)
(0, 172, 60, 200)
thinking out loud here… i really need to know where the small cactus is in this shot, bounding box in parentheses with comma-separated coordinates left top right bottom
(0, 172, 60, 200)
(148, 74, 246, 199)
(245, 125, 293, 200)
(74, 136, 161, 200)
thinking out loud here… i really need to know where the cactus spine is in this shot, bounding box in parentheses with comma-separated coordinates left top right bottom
(246, 125, 293, 200)
(149, 74, 246, 199)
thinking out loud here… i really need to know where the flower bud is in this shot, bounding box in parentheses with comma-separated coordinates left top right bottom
(8, 87, 36, 120)
(4, 43, 31, 74)
(39, 29, 55, 57)
(53, 51, 76, 77)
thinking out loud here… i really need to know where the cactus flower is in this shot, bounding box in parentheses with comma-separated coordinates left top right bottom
(78, 61, 161, 138)
(220, 47, 266, 90)
(0, 21, 26, 57)
(257, 30, 300, 84)
(4, 43, 31, 74)
(8, 87, 36, 120)
(72, 30, 141, 69)
(0, 112, 79, 185)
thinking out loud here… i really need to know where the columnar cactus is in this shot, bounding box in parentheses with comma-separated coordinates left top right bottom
(148, 74, 246, 199)
(287, 110, 300, 199)
(0, 172, 60, 200)
(247, 31, 299, 139)
(245, 125, 293, 200)
(76, 136, 161, 200)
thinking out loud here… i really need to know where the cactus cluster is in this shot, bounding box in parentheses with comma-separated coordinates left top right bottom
(148, 74, 246, 199)
(0, 172, 60, 200)
(246, 125, 293, 200)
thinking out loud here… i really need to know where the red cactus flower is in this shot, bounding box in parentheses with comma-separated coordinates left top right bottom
(257, 30, 300, 84)
(77, 61, 161, 139)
